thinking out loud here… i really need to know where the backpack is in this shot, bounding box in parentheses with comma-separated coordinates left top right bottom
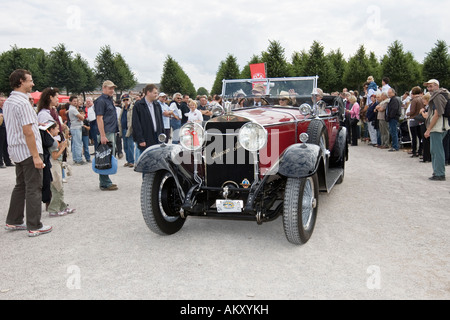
(442, 93, 450, 127)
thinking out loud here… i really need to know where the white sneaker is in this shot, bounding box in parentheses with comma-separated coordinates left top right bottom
(5, 223, 27, 231)
(28, 225, 53, 237)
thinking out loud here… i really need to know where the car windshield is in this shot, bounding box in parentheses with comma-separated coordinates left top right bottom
(222, 76, 318, 108)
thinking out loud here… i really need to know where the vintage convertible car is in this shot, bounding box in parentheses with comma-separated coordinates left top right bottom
(135, 77, 348, 244)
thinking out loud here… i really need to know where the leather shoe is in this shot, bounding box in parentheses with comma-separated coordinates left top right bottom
(428, 175, 445, 181)
(100, 184, 118, 191)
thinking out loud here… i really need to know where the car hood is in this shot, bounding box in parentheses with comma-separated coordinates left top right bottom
(230, 107, 304, 126)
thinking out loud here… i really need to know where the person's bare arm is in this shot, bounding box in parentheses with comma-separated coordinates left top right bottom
(96, 115, 109, 145)
(22, 124, 44, 168)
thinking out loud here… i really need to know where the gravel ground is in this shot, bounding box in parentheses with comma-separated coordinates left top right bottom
(0, 142, 449, 300)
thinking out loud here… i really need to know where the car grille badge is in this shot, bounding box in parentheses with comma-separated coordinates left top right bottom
(240, 179, 251, 189)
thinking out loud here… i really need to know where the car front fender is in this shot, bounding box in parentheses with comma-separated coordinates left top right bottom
(134, 144, 184, 173)
(276, 143, 323, 178)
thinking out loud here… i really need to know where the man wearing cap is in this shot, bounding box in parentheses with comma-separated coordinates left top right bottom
(118, 94, 135, 167)
(423, 79, 450, 181)
(94, 80, 119, 190)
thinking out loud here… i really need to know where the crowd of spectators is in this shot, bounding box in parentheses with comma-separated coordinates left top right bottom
(1, 68, 449, 236)
(337, 76, 450, 181)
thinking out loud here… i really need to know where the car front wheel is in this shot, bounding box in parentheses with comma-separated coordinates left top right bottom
(141, 170, 185, 235)
(282, 173, 319, 245)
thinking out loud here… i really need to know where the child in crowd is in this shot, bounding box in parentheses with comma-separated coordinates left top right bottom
(185, 99, 203, 123)
(80, 109, 91, 163)
(47, 122, 76, 217)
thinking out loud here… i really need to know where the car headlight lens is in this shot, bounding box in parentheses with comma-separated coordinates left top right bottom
(238, 122, 268, 152)
(211, 105, 224, 117)
(180, 122, 205, 151)
(299, 103, 312, 116)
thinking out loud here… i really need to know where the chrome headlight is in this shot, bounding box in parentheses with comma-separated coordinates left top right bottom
(299, 103, 312, 116)
(299, 133, 309, 143)
(238, 122, 268, 152)
(212, 105, 224, 117)
(180, 122, 205, 151)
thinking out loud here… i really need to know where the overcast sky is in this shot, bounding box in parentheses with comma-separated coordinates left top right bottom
(1, 0, 449, 91)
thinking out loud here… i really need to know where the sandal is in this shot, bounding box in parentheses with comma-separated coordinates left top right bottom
(64, 208, 76, 214)
(5, 223, 27, 231)
(49, 211, 67, 217)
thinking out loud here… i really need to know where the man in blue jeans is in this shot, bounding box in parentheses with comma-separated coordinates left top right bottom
(94, 80, 119, 191)
(68, 96, 85, 164)
(423, 79, 450, 181)
(386, 88, 401, 152)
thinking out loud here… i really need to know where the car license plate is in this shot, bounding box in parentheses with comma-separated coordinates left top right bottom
(216, 200, 244, 213)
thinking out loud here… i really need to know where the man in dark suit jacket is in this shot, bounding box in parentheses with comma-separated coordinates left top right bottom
(132, 84, 164, 159)
(386, 88, 402, 151)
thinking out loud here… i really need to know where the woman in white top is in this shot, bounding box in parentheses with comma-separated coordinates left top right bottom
(37, 87, 60, 125)
(185, 99, 203, 123)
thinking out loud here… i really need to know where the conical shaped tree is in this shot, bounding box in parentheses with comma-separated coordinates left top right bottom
(291, 50, 309, 77)
(113, 53, 137, 94)
(381, 40, 421, 94)
(95, 45, 120, 86)
(423, 40, 450, 89)
(327, 49, 347, 92)
(303, 41, 335, 92)
(343, 45, 370, 92)
(47, 43, 74, 94)
(211, 54, 240, 95)
(261, 40, 291, 78)
(160, 55, 196, 97)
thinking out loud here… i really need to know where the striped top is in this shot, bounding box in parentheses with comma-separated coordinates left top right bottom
(3, 91, 43, 163)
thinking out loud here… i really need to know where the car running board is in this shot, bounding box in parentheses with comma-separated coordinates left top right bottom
(321, 167, 344, 193)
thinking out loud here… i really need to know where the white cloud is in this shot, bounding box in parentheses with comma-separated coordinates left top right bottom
(1, 0, 449, 91)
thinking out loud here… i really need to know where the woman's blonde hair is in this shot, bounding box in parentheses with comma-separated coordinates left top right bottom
(349, 95, 357, 104)
(422, 93, 431, 103)
(188, 99, 197, 107)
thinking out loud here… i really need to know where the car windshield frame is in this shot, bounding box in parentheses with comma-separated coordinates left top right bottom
(221, 76, 319, 103)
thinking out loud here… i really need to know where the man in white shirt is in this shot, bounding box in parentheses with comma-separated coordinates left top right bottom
(68, 96, 85, 164)
(381, 77, 391, 94)
(86, 97, 98, 149)
(3, 69, 52, 237)
(159, 92, 171, 142)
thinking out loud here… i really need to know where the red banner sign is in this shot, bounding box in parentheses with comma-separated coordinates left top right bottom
(250, 63, 266, 80)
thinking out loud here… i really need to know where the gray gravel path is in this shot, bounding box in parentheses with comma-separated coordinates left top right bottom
(0, 143, 449, 300)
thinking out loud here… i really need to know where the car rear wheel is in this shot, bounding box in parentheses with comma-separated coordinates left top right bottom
(282, 173, 319, 245)
(141, 170, 185, 235)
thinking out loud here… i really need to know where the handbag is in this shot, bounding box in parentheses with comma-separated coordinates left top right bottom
(95, 142, 113, 170)
(414, 113, 426, 123)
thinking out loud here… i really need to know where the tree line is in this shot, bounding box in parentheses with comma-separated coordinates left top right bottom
(0, 44, 137, 99)
(209, 39, 450, 96)
(1, 40, 449, 100)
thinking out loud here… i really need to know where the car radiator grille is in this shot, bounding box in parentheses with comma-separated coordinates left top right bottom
(204, 121, 255, 188)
